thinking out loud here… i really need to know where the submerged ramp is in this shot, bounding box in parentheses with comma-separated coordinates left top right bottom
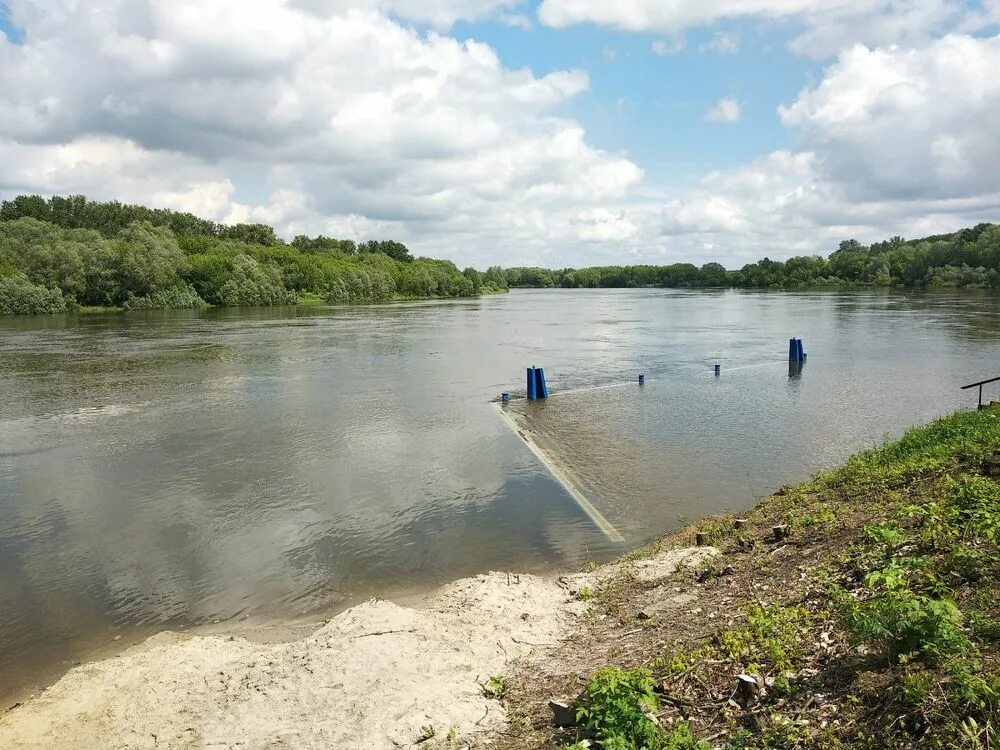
(494, 403, 626, 544)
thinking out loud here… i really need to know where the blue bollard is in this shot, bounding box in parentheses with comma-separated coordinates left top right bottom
(527, 367, 537, 400)
(639, 374, 645, 384)
(501, 392, 510, 402)
(789, 338, 806, 362)
(535, 367, 549, 399)
(715, 364, 721, 376)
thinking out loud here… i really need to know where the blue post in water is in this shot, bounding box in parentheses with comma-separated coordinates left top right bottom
(789, 338, 806, 363)
(501, 392, 510, 403)
(639, 374, 645, 384)
(526, 367, 537, 400)
(715, 364, 721, 377)
(535, 367, 549, 399)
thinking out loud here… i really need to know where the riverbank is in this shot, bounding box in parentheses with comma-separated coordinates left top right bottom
(495, 406, 1000, 749)
(0, 548, 714, 748)
(66, 289, 510, 315)
(0, 409, 996, 748)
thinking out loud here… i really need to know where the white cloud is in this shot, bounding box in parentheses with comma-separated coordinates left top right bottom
(537, 0, 981, 59)
(699, 31, 739, 55)
(651, 36, 685, 55)
(0, 1, 643, 266)
(657, 34, 1000, 263)
(779, 34, 1000, 201)
(3, 2, 1000, 269)
(705, 97, 742, 122)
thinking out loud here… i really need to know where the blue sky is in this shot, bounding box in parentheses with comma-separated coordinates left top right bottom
(1, 1, 999, 267)
(452, 14, 817, 186)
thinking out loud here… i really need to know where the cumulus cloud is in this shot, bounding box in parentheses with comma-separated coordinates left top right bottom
(2, 1, 1000, 269)
(537, 0, 981, 59)
(705, 97, 742, 122)
(658, 34, 1000, 263)
(0, 0, 642, 265)
(779, 34, 1000, 201)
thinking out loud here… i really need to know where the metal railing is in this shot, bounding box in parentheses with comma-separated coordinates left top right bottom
(962, 375, 1000, 410)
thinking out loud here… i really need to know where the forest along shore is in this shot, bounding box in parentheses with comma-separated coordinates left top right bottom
(0, 407, 996, 749)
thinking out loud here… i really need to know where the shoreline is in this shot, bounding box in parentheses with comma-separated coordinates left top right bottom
(0, 547, 715, 749)
(1, 407, 996, 748)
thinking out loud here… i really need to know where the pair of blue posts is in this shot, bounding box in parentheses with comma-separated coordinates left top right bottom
(527, 366, 548, 400)
(789, 338, 806, 362)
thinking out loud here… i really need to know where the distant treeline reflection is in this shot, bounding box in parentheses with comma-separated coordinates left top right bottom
(1, 194, 997, 316)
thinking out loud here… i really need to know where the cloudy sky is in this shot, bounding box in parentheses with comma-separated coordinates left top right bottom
(2, 1, 1000, 268)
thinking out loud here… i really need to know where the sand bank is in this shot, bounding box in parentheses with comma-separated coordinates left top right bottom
(0, 547, 714, 749)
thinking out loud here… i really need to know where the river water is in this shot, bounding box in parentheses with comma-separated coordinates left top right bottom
(1, 288, 998, 701)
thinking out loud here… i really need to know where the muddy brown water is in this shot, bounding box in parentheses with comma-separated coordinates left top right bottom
(1, 288, 998, 702)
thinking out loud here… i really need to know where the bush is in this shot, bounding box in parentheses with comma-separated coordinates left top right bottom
(122, 284, 206, 311)
(0, 272, 69, 315)
(842, 586, 969, 664)
(574, 667, 709, 749)
(218, 255, 298, 307)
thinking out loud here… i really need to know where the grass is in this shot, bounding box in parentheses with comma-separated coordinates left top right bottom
(495, 408, 1000, 750)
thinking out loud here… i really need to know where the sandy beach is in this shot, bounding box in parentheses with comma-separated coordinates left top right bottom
(0, 548, 714, 749)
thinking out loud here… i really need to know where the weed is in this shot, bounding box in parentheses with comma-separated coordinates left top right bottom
(575, 667, 661, 749)
(577, 586, 596, 601)
(841, 587, 969, 664)
(715, 605, 811, 672)
(574, 667, 709, 749)
(482, 675, 507, 699)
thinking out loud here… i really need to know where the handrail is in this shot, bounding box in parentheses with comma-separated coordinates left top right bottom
(961, 375, 1000, 410)
(961, 375, 1000, 390)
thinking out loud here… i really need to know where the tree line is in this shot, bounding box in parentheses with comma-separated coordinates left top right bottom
(0, 195, 508, 315)
(1, 195, 996, 316)
(496, 227, 1000, 290)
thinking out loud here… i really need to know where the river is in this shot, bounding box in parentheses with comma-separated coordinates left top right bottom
(1, 288, 998, 702)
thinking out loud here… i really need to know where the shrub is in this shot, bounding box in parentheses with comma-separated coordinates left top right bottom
(122, 284, 206, 311)
(842, 587, 969, 664)
(218, 255, 298, 306)
(0, 272, 68, 315)
(574, 667, 709, 749)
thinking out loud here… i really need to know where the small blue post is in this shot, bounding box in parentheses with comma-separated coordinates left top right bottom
(789, 338, 797, 362)
(527, 367, 537, 400)
(535, 367, 549, 399)
(797, 339, 805, 362)
(501, 392, 510, 402)
(715, 364, 721, 377)
(639, 374, 645, 384)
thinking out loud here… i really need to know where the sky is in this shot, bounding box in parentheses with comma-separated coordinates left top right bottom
(2, 1, 1000, 269)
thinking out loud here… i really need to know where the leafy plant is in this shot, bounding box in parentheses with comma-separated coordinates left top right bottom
(482, 675, 507, 699)
(576, 667, 695, 750)
(716, 605, 810, 672)
(842, 587, 969, 664)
